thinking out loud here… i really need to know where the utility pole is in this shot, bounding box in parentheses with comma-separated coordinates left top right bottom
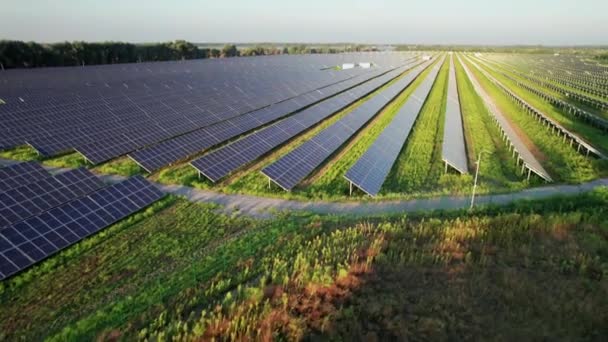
(470, 150, 490, 210)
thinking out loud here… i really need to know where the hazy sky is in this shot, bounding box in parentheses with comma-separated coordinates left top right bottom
(1, 0, 606, 45)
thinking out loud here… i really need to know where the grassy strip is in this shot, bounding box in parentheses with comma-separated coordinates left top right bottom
(463, 57, 603, 183)
(0, 146, 142, 177)
(444, 56, 523, 192)
(382, 57, 449, 194)
(92, 156, 143, 177)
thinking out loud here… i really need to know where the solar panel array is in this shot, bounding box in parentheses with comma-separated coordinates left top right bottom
(0, 161, 51, 192)
(1, 54, 416, 166)
(441, 55, 469, 174)
(0, 168, 104, 228)
(459, 56, 553, 182)
(190, 59, 421, 182)
(0, 175, 164, 280)
(128, 58, 417, 172)
(471, 56, 607, 159)
(344, 57, 445, 196)
(261, 58, 437, 191)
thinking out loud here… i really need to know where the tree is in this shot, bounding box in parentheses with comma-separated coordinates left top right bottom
(221, 44, 238, 57)
(210, 48, 221, 58)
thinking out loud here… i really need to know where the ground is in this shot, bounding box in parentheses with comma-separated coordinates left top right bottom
(0, 188, 607, 341)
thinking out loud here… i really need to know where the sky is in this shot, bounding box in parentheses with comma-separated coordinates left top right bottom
(1, 0, 606, 45)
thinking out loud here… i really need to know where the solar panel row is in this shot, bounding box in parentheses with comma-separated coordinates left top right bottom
(0, 161, 51, 193)
(459, 56, 553, 182)
(441, 55, 469, 174)
(0, 176, 164, 280)
(0, 168, 105, 228)
(190, 60, 422, 182)
(261, 58, 437, 191)
(344, 57, 445, 196)
(127, 63, 408, 172)
(472, 57, 607, 159)
(1, 54, 415, 166)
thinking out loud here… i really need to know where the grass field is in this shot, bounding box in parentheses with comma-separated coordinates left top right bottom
(1, 188, 607, 340)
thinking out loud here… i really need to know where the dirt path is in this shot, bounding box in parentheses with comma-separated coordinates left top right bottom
(2, 158, 606, 218)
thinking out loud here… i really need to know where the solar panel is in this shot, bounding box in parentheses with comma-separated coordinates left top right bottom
(190, 61, 421, 182)
(344, 57, 445, 196)
(0, 161, 51, 193)
(442, 55, 469, 174)
(128, 63, 411, 173)
(261, 58, 437, 191)
(0, 176, 164, 280)
(0, 168, 105, 228)
(3, 54, 420, 167)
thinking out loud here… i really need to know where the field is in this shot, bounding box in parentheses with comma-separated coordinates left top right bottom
(1, 188, 607, 340)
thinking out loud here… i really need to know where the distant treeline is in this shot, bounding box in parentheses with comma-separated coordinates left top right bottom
(595, 53, 608, 62)
(397, 45, 608, 56)
(0, 40, 215, 68)
(0, 40, 378, 69)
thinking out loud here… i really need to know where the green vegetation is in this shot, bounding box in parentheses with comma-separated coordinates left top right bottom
(382, 57, 450, 194)
(2, 188, 607, 340)
(93, 157, 143, 177)
(0, 40, 210, 69)
(463, 57, 604, 183)
(0, 145, 40, 161)
(452, 57, 524, 191)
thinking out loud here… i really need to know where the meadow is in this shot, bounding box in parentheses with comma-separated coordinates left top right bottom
(1, 188, 607, 340)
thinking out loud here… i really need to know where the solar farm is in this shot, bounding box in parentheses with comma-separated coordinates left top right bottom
(1, 50, 608, 340)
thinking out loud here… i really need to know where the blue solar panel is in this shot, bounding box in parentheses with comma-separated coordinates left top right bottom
(261, 58, 437, 191)
(128, 60, 416, 173)
(442, 55, 469, 174)
(0, 176, 164, 280)
(190, 61, 421, 182)
(3, 54, 418, 166)
(344, 57, 445, 196)
(0, 161, 51, 193)
(0, 168, 105, 228)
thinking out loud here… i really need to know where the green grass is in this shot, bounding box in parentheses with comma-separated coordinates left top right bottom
(93, 156, 143, 177)
(0, 145, 41, 161)
(464, 57, 603, 183)
(0, 146, 143, 177)
(381, 57, 449, 194)
(452, 56, 524, 192)
(2, 188, 607, 340)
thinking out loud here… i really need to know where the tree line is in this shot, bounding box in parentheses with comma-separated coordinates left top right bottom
(0, 40, 226, 69)
(0, 40, 378, 69)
